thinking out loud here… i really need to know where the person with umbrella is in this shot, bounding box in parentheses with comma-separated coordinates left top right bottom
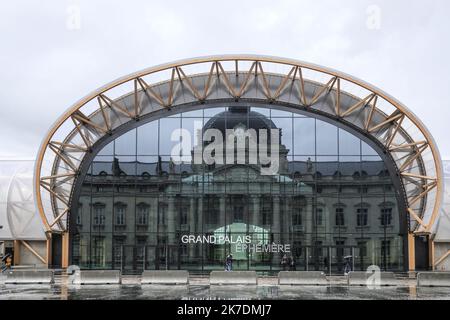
(343, 255, 353, 275)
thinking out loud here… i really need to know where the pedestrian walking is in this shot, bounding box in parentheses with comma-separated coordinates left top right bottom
(281, 254, 289, 271)
(343, 256, 352, 275)
(225, 254, 233, 271)
(290, 255, 296, 271)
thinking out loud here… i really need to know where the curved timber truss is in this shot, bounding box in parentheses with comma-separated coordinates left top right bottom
(34, 55, 443, 239)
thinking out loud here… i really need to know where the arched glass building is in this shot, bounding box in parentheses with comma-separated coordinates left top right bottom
(29, 55, 450, 274)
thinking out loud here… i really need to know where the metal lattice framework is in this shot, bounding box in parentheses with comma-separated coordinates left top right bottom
(34, 55, 443, 237)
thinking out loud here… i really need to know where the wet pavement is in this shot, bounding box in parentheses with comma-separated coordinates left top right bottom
(1, 279, 450, 300)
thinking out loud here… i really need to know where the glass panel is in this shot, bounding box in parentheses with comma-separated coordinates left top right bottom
(251, 107, 270, 117)
(159, 118, 181, 156)
(137, 121, 159, 155)
(270, 109, 292, 117)
(115, 129, 136, 155)
(362, 140, 379, 156)
(271, 117, 292, 155)
(316, 120, 338, 155)
(72, 106, 405, 274)
(293, 118, 315, 155)
(182, 109, 203, 117)
(339, 128, 360, 156)
(98, 141, 114, 156)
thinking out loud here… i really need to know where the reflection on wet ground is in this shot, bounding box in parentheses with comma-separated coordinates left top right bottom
(1, 284, 450, 300)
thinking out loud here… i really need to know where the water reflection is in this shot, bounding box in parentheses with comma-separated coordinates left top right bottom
(1, 283, 450, 300)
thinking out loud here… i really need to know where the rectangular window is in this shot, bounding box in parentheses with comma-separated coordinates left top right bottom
(137, 205, 149, 225)
(315, 208, 323, 226)
(381, 240, 391, 257)
(92, 236, 105, 267)
(336, 240, 345, 257)
(380, 208, 392, 226)
(357, 241, 367, 257)
(357, 208, 368, 226)
(115, 207, 126, 226)
(158, 203, 167, 226)
(293, 208, 303, 226)
(335, 208, 345, 226)
(314, 241, 323, 257)
(180, 244, 188, 257)
(180, 206, 188, 225)
(93, 206, 105, 226)
(113, 238, 124, 267)
(234, 206, 244, 222)
(293, 241, 302, 257)
(158, 236, 167, 258)
(205, 197, 219, 225)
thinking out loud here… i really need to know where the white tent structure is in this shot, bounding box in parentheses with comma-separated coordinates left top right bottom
(0, 160, 46, 267)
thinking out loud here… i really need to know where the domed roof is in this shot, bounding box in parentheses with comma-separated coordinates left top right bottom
(204, 107, 277, 132)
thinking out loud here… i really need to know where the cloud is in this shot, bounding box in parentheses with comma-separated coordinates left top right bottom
(0, 0, 449, 159)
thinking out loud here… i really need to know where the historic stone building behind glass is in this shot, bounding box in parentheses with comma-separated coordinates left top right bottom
(73, 107, 401, 274)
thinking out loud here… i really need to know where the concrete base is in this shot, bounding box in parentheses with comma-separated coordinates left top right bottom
(74, 270, 121, 285)
(278, 271, 328, 285)
(417, 272, 450, 287)
(141, 270, 189, 285)
(347, 271, 400, 286)
(5, 270, 54, 284)
(210, 271, 257, 285)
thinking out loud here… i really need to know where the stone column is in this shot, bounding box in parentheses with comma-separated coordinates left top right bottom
(305, 198, 313, 246)
(273, 196, 281, 242)
(272, 196, 281, 265)
(283, 197, 290, 244)
(252, 195, 260, 228)
(189, 197, 196, 257)
(167, 197, 176, 245)
(219, 196, 226, 228)
(197, 197, 203, 256)
(150, 197, 158, 243)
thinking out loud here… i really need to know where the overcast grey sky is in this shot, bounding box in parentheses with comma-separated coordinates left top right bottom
(1, 0, 449, 159)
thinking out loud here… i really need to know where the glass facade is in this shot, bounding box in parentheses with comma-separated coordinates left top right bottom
(71, 106, 405, 274)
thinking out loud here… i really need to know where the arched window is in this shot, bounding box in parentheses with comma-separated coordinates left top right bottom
(333, 171, 342, 179)
(378, 169, 389, 178)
